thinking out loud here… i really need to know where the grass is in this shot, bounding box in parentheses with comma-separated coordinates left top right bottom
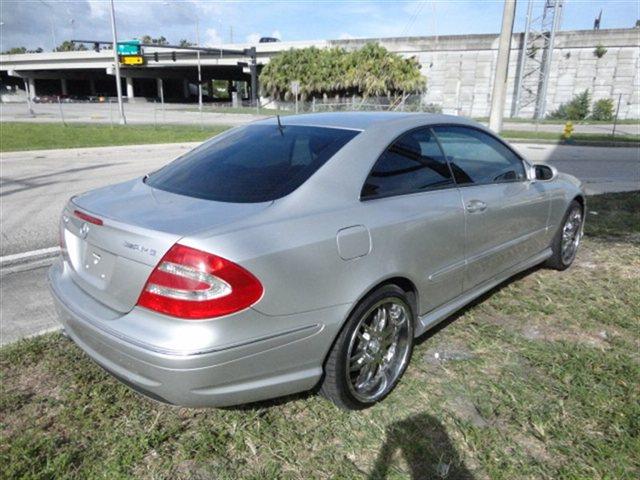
(176, 106, 295, 116)
(1, 191, 639, 479)
(476, 117, 639, 125)
(2, 122, 637, 153)
(0, 123, 231, 152)
(501, 129, 640, 144)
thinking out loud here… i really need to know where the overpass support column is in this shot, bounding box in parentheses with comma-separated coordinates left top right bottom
(182, 79, 190, 99)
(60, 78, 68, 96)
(156, 78, 164, 104)
(126, 77, 135, 103)
(89, 78, 96, 95)
(27, 77, 36, 99)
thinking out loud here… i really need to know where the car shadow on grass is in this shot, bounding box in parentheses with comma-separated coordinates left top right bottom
(368, 412, 474, 479)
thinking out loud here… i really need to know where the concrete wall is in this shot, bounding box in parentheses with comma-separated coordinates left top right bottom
(331, 28, 640, 119)
(2, 28, 638, 118)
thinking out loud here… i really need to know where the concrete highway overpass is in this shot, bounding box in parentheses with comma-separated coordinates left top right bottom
(1, 28, 638, 118)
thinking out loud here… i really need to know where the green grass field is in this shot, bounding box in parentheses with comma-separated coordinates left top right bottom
(477, 117, 639, 125)
(0, 123, 230, 152)
(501, 129, 639, 144)
(2, 121, 637, 153)
(1, 191, 639, 479)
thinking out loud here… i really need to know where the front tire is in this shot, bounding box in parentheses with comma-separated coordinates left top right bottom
(545, 200, 583, 270)
(320, 284, 415, 410)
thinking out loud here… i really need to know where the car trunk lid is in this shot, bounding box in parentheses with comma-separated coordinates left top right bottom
(63, 178, 271, 313)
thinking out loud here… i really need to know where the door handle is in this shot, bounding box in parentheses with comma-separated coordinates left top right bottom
(466, 200, 487, 213)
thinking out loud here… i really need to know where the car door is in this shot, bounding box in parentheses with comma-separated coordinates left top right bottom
(360, 127, 466, 314)
(432, 125, 549, 291)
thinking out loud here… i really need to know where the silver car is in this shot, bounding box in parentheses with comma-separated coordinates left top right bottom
(49, 113, 585, 410)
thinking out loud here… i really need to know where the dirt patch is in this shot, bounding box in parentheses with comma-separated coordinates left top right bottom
(510, 432, 554, 464)
(475, 311, 611, 349)
(423, 346, 476, 365)
(445, 396, 489, 428)
(168, 460, 214, 480)
(520, 322, 609, 348)
(9, 363, 63, 401)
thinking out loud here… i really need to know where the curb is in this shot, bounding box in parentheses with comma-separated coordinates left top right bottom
(0, 247, 60, 269)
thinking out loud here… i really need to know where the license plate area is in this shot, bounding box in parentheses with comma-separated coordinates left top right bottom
(66, 230, 116, 289)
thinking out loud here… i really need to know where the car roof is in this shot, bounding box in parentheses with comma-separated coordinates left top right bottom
(253, 111, 483, 131)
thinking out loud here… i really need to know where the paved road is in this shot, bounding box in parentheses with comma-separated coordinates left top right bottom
(1, 141, 638, 345)
(2, 102, 638, 136)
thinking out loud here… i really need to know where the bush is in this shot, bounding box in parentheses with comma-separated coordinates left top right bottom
(260, 43, 426, 100)
(593, 45, 608, 58)
(590, 98, 615, 121)
(548, 90, 591, 120)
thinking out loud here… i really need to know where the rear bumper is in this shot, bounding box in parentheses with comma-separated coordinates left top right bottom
(48, 259, 350, 407)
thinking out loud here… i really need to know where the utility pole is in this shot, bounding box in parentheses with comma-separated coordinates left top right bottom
(36, 1, 57, 50)
(489, 0, 516, 132)
(249, 47, 258, 108)
(109, 0, 126, 124)
(195, 19, 203, 112)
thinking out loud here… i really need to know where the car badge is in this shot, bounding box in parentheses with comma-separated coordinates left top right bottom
(80, 223, 90, 239)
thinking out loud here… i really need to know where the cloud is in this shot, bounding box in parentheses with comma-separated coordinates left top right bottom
(245, 32, 261, 44)
(203, 28, 222, 47)
(338, 32, 355, 40)
(0, 0, 235, 51)
(1, 0, 637, 53)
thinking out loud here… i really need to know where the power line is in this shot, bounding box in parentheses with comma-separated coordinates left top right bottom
(401, 0, 427, 37)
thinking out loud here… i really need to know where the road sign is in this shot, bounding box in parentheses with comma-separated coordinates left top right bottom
(117, 41, 141, 55)
(290, 81, 300, 95)
(120, 55, 144, 66)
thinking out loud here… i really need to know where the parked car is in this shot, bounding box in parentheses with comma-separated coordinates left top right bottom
(49, 113, 585, 410)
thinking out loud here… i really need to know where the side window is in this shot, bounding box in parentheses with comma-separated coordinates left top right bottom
(361, 128, 453, 199)
(432, 126, 526, 185)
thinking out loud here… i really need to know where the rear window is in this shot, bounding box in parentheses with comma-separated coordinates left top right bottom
(145, 125, 359, 203)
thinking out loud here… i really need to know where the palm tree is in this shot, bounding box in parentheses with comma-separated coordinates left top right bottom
(260, 44, 425, 101)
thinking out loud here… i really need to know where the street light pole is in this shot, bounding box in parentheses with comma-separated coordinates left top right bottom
(36, 1, 57, 50)
(196, 18, 203, 112)
(109, 0, 126, 124)
(489, 0, 517, 133)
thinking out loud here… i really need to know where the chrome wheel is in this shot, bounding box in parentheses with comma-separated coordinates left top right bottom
(345, 298, 412, 403)
(561, 206, 582, 265)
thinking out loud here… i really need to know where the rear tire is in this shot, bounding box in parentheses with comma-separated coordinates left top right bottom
(545, 200, 583, 271)
(320, 284, 415, 410)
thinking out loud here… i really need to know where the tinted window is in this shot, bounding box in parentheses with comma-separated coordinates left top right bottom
(432, 126, 526, 185)
(146, 125, 358, 203)
(361, 128, 453, 199)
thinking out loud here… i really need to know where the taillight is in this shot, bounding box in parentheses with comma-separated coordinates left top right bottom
(74, 209, 103, 226)
(137, 244, 263, 319)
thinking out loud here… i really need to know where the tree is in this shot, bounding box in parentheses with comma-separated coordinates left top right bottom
(259, 43, 426, 101)
(2, 46, 43, 54)
(591, 98, 615, 121)
(3, 46, 27, 54)
(140, 35, 169, 46)
(54, 41, 87, 52)
(179, 39, 194, 47)
(548, 90, 591, 121)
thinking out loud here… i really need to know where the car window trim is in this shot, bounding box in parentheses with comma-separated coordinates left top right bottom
(359, 125, 456, 201)
(430, 123, 529, 188)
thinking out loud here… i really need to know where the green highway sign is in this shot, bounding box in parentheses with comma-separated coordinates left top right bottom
(117, 40, 141, 55)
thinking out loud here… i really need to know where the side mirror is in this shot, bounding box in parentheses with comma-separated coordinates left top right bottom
(533, 164, 557, 181)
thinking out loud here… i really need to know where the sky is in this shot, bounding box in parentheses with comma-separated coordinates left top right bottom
(1, 0, 638, 51)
